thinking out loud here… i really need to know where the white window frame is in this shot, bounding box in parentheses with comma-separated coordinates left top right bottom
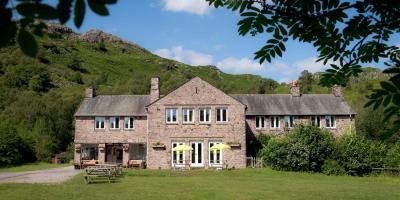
(255, 116, 265, 129)
(284, 116, 294, 128)
(199, 107, 211, 124)
(95, 117, 105, 129)
(165, 108, 178, 124)
(190, 141, 204, 167)
(124, 117, 134, 130)
(325, 115, 336, 128)
(110, 117, 120, 129)
(182, 108, 194, 124)
(311, 116, 322, 128)
(171, 141, 185, 167)
(270, 116, 280, 128)
(216, 107, 228, 123)
(209, 141, 223, 167)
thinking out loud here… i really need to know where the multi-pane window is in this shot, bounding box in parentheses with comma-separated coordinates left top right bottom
(110, 117, 120, 129)
(172, 142, 185, 166)
(209, 142, 222, 167)
(182, 108, 194, 123)
(311, 116, 321, 127)
(270, 116, 280, 128)
(95, 117, 105, 129)
(124, 117, 134, 129)
(255, 116, 265, 129)
(325, 115, 336, 128)
(284, 116, 294, 128)
(166, 108, 178, 123)
(199, 108, 211, 123)
(216, 107, 228, 123)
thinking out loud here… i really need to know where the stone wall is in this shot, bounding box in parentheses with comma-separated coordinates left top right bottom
(147, 77, 246, 169)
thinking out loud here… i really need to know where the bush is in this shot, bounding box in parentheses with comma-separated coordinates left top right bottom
(385, 142, 400, 168)
(0, 126, 24, 166)
(322, 159, 346, 176)
(261, 125, 334, 172)
(334, 134, 387, 175)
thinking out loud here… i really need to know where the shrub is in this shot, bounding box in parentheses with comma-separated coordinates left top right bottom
(261, 125, 334, 172)
(385, 142, 400, 168)
(322, 159, 346, 176)
(334, 134, 387, 175)
(0, 126, 24, 166)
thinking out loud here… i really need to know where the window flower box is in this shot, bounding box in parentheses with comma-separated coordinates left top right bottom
(227, 142, 241, 148)
(152, 142, 166, 149)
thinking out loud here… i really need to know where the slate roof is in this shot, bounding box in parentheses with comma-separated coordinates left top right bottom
(75, 95, 149, 116)
(231, 94, 356, 116)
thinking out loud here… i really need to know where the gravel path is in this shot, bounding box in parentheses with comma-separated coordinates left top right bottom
(0, 166, 81, 184)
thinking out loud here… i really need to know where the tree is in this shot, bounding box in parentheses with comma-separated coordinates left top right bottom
(298, 70, 313, 94)
(0, 0, 118, 57)
(206, 0, 400, 130)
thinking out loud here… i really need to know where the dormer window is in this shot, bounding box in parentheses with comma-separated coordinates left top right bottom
(95, 117, 105, 129)
(166, 108, 178, 123)
(110, 117, 120, 129)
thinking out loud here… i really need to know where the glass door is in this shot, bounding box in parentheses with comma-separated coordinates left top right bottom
(190, 142, 203, 167)
(209, 141, 222, 167)
(171, 142, 185, 167)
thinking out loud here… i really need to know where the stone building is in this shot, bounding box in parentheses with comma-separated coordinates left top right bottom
(74, 77, 355, 169)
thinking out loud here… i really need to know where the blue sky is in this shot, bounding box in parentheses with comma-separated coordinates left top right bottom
(63, 0, 399, 83)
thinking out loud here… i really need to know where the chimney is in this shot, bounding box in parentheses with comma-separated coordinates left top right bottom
(150, 77, 160, 103)
(290, 80, 301, 97)
(85, 87, 95, 98)
(332, 84, 342, 97)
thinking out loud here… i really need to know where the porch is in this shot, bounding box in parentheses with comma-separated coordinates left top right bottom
(74, 143, 146, 168)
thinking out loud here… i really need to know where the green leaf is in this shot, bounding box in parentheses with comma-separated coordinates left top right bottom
(74, 0, 85, 28)
(88, 0, 109, 16)
(380, 81, 397, 93)
(58, 0, 73, 24)
(17, 29, 38, 57)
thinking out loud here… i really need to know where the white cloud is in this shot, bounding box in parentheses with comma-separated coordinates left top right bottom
(216, 57, 265, 74)
(294, 57, 337, 73)
(162, 0, 211, 15)
(154, 46, 214, 66)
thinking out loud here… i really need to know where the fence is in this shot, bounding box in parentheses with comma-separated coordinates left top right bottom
(246, 157, 264, 168)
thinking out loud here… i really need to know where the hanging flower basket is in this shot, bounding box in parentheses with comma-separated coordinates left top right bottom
(152, 142, 166, 149)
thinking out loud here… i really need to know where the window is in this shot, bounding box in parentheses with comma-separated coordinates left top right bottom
(199, 108, 211, 123)
(216, 107, 228, 123)
(209, 141, 222, 167)
(182, 108, 194, 123)
(284, 116, 294, 128)
(124, 117, 134, 129)
(325, 115, 336, 128)
(110, 117, 120, 129)
(171, 142, 185, 166)
(311, 116, 321, 127)
(81, 144, 98, 160)
(166, 108, 178, 123)
(270, 116, 280, 128)
(190, 142, 203, 167)
(255, 116, 265, 129)
(95, 117, 105, 129)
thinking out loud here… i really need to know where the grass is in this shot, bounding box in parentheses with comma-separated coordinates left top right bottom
(0, 162, 71, 173)
(0, 168, 399, 200)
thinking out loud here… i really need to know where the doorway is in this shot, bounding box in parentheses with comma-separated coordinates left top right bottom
(105, 144, 123, 163)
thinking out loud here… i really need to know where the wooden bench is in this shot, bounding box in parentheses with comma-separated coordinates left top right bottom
(84, 167, 114, 184)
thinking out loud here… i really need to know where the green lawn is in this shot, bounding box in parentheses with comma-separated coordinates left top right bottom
(0, 168, 399, 200)
(0, 162, 71, 173)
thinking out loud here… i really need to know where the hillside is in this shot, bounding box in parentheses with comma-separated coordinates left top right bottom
(0, 25, 392, 165)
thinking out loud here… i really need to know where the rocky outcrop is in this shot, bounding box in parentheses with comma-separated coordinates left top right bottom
(79, 29, 145, 51)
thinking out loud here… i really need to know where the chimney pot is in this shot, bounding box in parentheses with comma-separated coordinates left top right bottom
(150, 77, 160, 103)
(85, 87, 95, 98)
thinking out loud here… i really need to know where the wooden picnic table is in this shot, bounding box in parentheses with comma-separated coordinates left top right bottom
(84, 163, 123, 184)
